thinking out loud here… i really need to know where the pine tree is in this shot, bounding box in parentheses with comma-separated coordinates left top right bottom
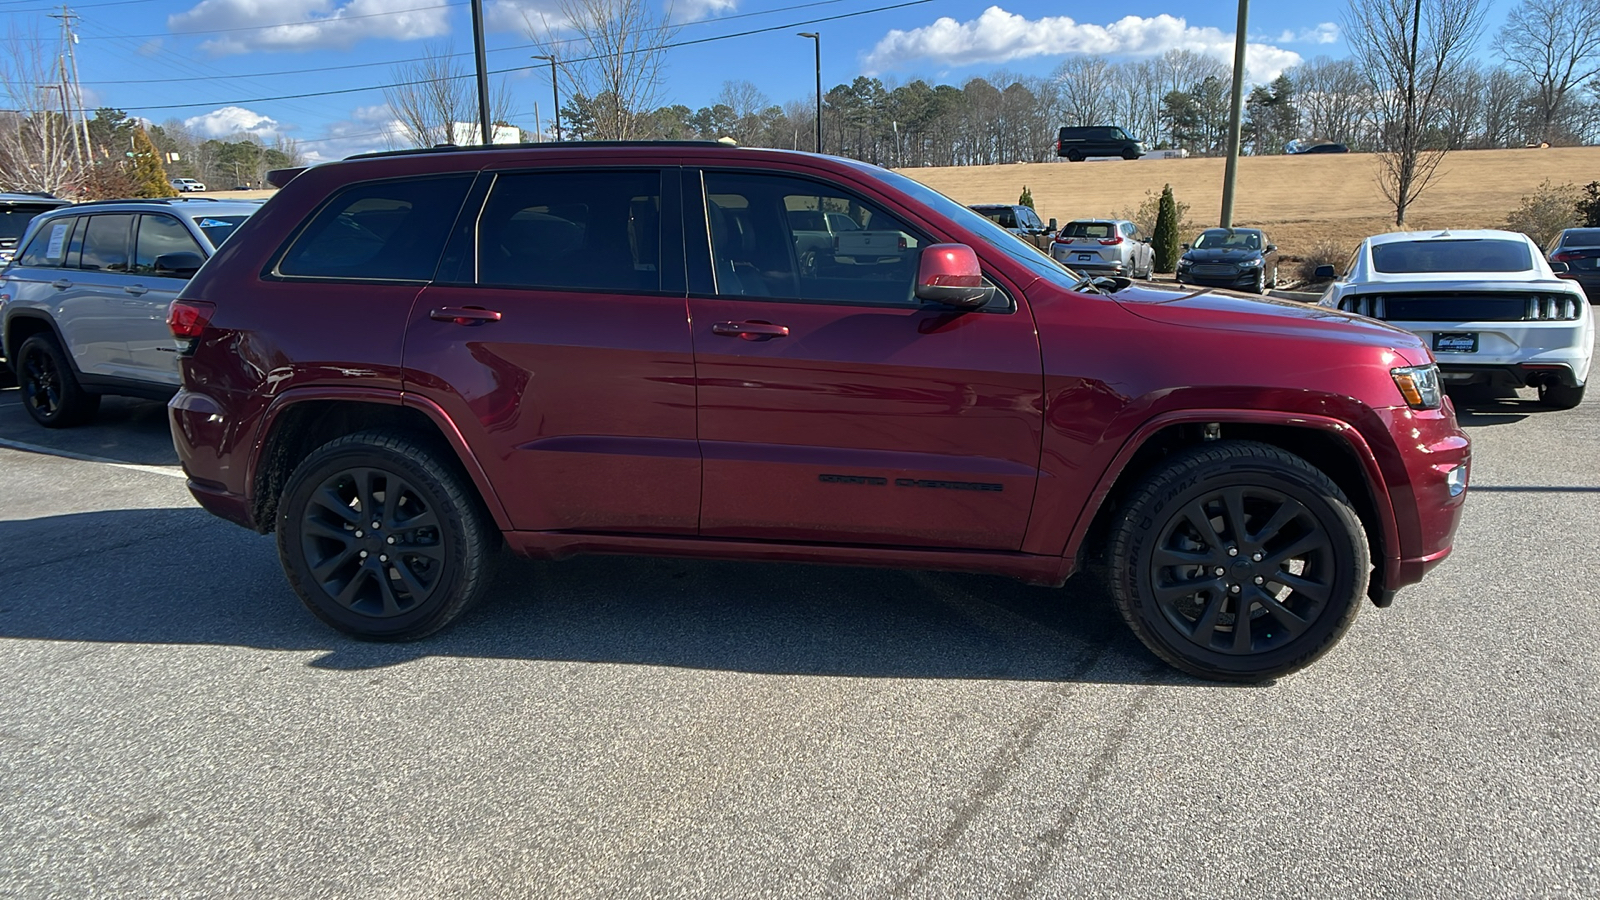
(1018, 185, 1034, 209)
(129, 127, 177, 198)
(1152, 183, 1181, 273)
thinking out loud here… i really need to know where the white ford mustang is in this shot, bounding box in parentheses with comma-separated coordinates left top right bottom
(1316, 229, 1592, 409)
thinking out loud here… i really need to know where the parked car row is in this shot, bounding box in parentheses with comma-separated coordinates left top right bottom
(2, 144, 1477, 684)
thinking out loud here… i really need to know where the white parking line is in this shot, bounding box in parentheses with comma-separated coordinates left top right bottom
(0, 437, 187, 479)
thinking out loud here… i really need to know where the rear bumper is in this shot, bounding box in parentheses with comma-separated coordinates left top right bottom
(1437, 362, 1583, 388)
(1394, 318, 1593, 386)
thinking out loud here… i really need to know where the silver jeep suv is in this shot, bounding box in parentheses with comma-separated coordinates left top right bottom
(1, 197, 261, 426)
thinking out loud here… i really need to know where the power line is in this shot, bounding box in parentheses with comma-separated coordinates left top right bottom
(74, 0, 863, 84)
(0, 0, 162, 14)
(120, 0, 935, 113)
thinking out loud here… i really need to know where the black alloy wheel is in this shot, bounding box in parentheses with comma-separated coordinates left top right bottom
(1108, 441, 1368, 681)
(17, 333, 99, 427)
(277, 430, 496, 640)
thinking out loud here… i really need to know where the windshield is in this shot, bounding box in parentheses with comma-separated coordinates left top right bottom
(1193, 229, 1261, 250)
(192, 214, 251, 247)
(0, 207, 58, 241)
(1371, 239, 1532, 274)
(864, 167, 1076, 285)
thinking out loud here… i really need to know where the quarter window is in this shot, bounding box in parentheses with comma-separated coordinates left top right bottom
(476, 170, 662, 292)
(133, 215, 205, 275)
(17, 217, 75, 268)
(79, 215, 134, 272)
(278, 175, 473, 281)
(703, 171, 922, 306)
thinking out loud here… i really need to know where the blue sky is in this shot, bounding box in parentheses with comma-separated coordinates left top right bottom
(7, 0, 1521, 160)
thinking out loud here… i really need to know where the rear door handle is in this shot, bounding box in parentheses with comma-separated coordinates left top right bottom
(124, 284, 148, 296)
(51, 279, 71, 290)
(430, 306, 502, 325)
(711, 321, 789, 340)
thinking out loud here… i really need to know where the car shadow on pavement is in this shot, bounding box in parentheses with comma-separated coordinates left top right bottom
(0, 388, 179, 465)
(0, 507, 1218, 687)
(1446, 384, 1542, 426)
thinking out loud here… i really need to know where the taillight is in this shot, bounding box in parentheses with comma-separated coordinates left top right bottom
(1552, 250, 1583, 262)
(168, 299, 215, 339)
(1098, 236, 1123, 245)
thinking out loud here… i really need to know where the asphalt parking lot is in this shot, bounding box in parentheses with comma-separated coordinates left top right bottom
(2, 364, 1598, 898)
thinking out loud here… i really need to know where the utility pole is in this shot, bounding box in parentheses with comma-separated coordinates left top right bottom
(798, 33, 822, 154)
(62, 7, 92, 161)
(48, 6, 85, 166)
(1219, 0, 1249, 228)
(468, 0, 492, 144)
(532, 55, 560, 140)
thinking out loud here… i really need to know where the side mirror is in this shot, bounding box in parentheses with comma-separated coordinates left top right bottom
(915, 244, 994, 310)
(1314, 264, 1337, 280)
(1181, 243, 1190, 250)
(1048, 218, 1058, 232)
(1550, 261, 1570, 274)
(154, 251, 204, 278)
(1266, 244, 1278, 252)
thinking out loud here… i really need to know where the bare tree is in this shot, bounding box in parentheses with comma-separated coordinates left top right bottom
(1481, 66, 1529, 146)
(383, 41, 513, 148)
(1293, 56, 1373, 146)
(1494, 0, 1600, 144)
(527, 0, 676, 141)
(1053, 56, 1115, 127)
(1345, 0, 1487, 225)
(0, 28, 79, 193)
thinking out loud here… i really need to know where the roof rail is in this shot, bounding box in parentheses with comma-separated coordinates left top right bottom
(69, 197, 225, 207)
(344, 139, 731, 161)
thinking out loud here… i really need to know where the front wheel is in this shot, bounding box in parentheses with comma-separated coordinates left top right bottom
(1250, 269, 1266, 294)
(1107, 441, 1369, 681)
(277, 430, 497, 640)
(1539, 381, 1585, 409)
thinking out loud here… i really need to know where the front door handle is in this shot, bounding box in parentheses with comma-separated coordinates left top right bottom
(51, 279, 71, 290)
(430, 306, 502, 325)
(124, 284, 148, 296)
(712, 321, 789, 340)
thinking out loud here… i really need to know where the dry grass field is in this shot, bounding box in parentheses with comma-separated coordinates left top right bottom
(898, 146, 1600, 277)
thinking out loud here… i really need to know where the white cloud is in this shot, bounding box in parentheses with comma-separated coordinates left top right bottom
(864, 7, 1304, 83)
(168, 0, 451, 56)
(486, 0, 563, 34)
(677, 0, 736, 21)
(299, 104, 411, 162)
(184, 105, 284, 139)
(1275, 23, 1339, 45)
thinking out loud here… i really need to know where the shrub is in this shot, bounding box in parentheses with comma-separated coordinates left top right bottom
(1122, 187, 1190, 236)
(1296, 240, 1350, 284)
(1018, 185, 1034, 210)
(129, 127, 177, 199)
(1577, 181, 1600, 228)
(1504, 179, 1578, 248)
(1152, 184, 1182, 273)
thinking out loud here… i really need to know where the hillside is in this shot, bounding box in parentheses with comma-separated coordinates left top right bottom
(897, 146, 1600, 271)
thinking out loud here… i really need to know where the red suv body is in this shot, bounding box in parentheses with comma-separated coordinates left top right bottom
(170, 144, 1470, 680)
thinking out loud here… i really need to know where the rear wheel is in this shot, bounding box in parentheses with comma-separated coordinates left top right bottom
(17, 333, 99, 427)
(277, 430, 497, 640)
(1539, 381, 1585, 409)
(1066, 150, 1084, 162)
(1107, 441, 1369, 681)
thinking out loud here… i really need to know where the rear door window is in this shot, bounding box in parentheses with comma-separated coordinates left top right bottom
(133, 214, 205, 275)
(278, 175, 473, 281)
(79, 215, 135, 272)
(475, 170, 662, 292)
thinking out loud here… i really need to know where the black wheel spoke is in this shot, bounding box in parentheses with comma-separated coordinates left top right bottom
(402, 540, 445, 562)
(391, 557, 430, 597)
(1190, 592, 1225, 646)
(394, 507, 438, 533)
(1263, 533, 1325, 570)
(314, 487, 361, 525)
(1179, 502, 1219, 550)
(1153, 546, 1213, 568)
(303, 518, 354, 543)
(1221, 487, 1249, 546)
(375, 571, 403, 616)
(310, 545, 358, 581)
(1254, 588, 1312, 638)
(333, 566, 370, 607)
(1232, 598, 1255, 653)
(1270, 569, 1331, 604)
(354, 469, 378, 522)
(1251, 501, 1301, 547)
(1152, 575, 1222, 604)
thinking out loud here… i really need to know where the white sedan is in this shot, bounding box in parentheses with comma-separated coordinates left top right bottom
(1316, 229, 1591, 409)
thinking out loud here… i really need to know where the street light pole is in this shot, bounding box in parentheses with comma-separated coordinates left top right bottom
(798, 32, 821, 154)
(469, 0, 492, 145)
(1219, 0, 1249, 228)
(532, 55, 561, 141)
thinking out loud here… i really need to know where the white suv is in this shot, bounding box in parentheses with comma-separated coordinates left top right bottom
(170, 177, 207, 193)
(1, 197, 260, 426)
(1317, 229, 1592, 409)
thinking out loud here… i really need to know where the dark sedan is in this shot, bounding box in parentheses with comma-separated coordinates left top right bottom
(1547, 227, 1600, 303)
(1174, 228, 1280, 293)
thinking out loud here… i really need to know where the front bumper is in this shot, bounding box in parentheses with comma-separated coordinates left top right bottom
(1176, 267, 1261, 289)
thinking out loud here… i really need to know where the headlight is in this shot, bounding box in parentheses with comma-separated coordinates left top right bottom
(1391, 364, 1443, 410)
(1177, 258, 1191, 267)
(1240, 257, 1263, 268)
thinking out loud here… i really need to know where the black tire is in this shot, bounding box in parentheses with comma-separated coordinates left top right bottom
(1269, 264, 1279, 289)
(276, 430, 497, 640)
(1122, 149, 1139, 160)
(1539, 381, 1585, 409)
(1249, 269, 1266, 294)
(17, 333, 100, 427)
(1107, 440, 1370, 682)
(1066, 150, 1084, 162)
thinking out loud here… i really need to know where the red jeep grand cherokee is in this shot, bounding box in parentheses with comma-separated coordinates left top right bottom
(168, 144, 1470, 681)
